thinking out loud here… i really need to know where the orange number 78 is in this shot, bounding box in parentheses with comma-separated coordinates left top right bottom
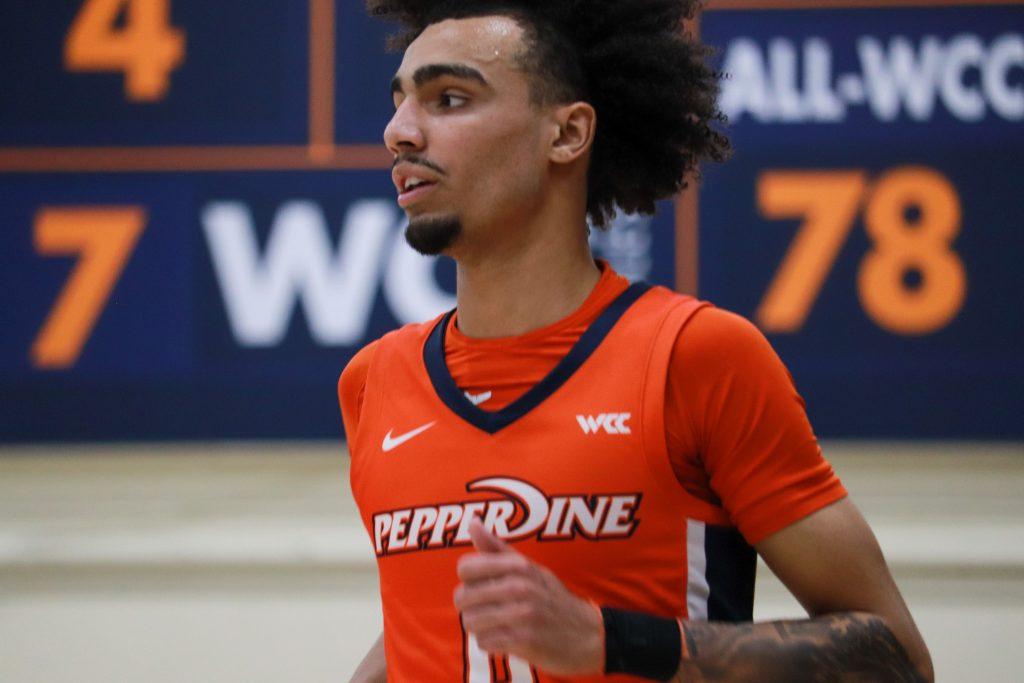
(755, 167, 967, 336)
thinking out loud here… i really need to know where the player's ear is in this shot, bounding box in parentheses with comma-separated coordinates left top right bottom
(548, 101, 596, 166)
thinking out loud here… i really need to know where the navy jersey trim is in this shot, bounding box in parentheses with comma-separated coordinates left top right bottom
(705, 525, 757, 622)
(423, 282, 652, 435)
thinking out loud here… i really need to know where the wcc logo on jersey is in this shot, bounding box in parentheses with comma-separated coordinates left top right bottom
(372, 477, 642, 558)
(576, 412, 631, 435)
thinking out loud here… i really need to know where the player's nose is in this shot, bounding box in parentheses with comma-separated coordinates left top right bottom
(384, 101, 425, 155)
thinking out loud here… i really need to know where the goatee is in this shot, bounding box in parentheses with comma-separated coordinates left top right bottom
(405, 215, 462, 256)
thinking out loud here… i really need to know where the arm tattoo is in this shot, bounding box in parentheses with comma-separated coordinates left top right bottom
(675, 612, 928, 683)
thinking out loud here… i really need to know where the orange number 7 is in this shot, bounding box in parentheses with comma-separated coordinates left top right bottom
(31, 207, 146, 369)
(755, 171, 866, 333)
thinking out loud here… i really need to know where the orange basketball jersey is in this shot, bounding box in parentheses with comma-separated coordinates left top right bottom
(346, 283, 756, 682)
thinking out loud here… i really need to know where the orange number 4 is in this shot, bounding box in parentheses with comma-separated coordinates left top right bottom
(65, 0, 185, 102)
(31, 207, 146, 370)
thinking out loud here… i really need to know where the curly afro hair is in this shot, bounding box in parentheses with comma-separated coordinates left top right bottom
(367, 0, 730, 228)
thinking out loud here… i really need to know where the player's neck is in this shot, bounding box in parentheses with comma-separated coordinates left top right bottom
(453, 225, 600, 340)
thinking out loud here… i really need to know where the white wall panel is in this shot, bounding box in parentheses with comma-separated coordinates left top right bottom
(1, 442, 1020, 682)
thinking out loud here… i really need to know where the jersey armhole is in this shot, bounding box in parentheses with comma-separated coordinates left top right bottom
(344, 338, 389, 486)
(340, 342, 380, 439)
(639, 297, 730, 523)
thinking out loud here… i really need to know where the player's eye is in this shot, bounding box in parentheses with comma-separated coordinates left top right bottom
(438, 92, 468, 109)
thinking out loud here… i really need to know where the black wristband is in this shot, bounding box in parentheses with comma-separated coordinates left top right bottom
(601, 606, 681, 681)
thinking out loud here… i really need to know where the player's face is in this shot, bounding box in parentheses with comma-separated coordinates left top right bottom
(385, 16, 552, 256)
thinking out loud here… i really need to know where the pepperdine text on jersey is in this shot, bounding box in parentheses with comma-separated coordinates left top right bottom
(372, 477, 642, 557)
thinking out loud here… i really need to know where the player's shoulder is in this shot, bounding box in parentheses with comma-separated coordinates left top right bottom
(340, 338, 379, 383)
(338, 339, 379, 406)
(634, 285, 744, 332)
(623, 282, 706, 324)
(674, 303, 786, 376)
(338, 316, 444, 391)
(377, 315, 446, 353)
(685, 305, 768, 345)
(632, 284, 762, 342)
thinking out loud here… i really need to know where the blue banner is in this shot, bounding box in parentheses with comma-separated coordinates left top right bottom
(699, 4, 1023, 438)
(1, 1, 1020, 441)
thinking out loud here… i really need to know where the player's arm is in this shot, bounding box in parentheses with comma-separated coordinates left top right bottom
(348, 632, 385, 683)
(676, 613, 926, 683)
(456, 516, 932, 682)
(675, 496, 932, 682)
(664, 309, 932, 681)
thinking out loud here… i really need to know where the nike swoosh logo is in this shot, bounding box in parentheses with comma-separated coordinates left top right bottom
(382, 422, 436, 452)
(465, 390, 492, 406)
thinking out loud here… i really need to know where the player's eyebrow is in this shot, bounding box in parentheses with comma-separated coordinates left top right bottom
(390, 63, 490, 95)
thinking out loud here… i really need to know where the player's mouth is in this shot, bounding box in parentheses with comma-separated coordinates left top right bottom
(393, 160, 444, 209)
(397, 178, 438, 208)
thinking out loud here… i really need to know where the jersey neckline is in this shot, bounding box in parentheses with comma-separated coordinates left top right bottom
(422, 281, 652, 434)
(445, 260, 629, 350)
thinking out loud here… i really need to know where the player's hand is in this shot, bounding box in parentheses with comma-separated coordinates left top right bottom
(453, 519, 604, 676)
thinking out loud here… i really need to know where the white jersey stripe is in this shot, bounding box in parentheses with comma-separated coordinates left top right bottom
(466, 632, 490, 683)
(686, 518, 710, 621)
(507, 654, 534, 682)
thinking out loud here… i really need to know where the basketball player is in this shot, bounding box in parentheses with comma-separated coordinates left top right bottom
(339, 2, 933, 681)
